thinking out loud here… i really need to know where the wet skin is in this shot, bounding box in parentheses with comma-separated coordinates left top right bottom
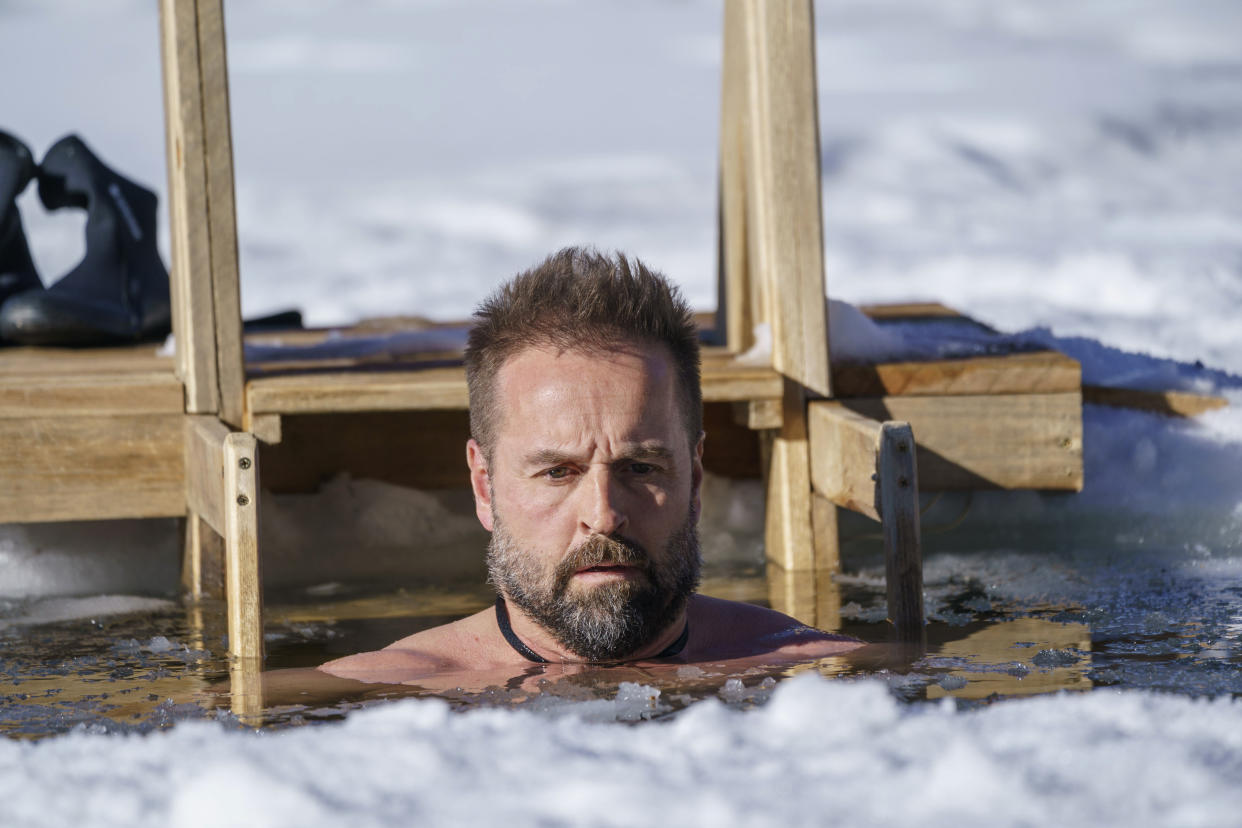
(318, 341, 863, 687)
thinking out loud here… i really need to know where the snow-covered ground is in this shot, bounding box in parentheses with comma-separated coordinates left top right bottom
(3, 0, 1242, 825)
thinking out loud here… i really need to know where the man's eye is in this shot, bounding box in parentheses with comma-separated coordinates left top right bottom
(628, 462, 657, 475)
(544, 467, 572, 480)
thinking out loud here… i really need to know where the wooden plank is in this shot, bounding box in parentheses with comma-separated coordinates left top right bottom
(1083, 385, 1228, 418)
(832, 351, 1081, 398)
(741, 0, 831, 397)
(0, 373, 183, 417)
(159, 0, 220, 415)
(196, 0, 246, 428)
(0, 415, 184, 522)
(811, 491, 841, 573)
(223, 431, 263, 661)
(878, 423, 924, 644)
(718, 0, 754, 354)
(841, 392, 1083, 491)
(701, 362, 784, 402)
(182, 512, 225, 600)
(247, 367, 469, 415)
(807, 401, 883, 520)
(0, 343, 172, 376)
(763, 378, 815, 571)
(247, 413, 283, 445)
(858, 302, 970, 322)
(229, 655, 264, 725)
(247, 361, 784, 416)
(184, 415, 229, 534)
(731, 398, 782, 430)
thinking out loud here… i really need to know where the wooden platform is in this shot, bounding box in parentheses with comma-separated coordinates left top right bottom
(0, 304, 1091, 525)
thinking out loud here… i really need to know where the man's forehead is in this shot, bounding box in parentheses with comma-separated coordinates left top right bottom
(496, 340, 673, 390)
(490, 341, 681, 441)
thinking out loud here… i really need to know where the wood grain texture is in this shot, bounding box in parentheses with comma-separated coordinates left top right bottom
(247, 360, 784, 416)
(0, 373, 183, 417)
(184, 415, 229, 534)
(718, 0, 754, 354)
(731, 398, 783, 430)
(1083, 385, 1228, 418)
(0, 343, 172, 376)
(841, 392, 1084, 491)
(0, 415, 185, 522)
(832, 351, 1081, 398)
(807, 401, 883, 520)
(229, 656, 264, 725)
(878, 423, 924, 644)
(182, 511, 225, 600)
(159, 0, 219, 415)
(247, 367, 469, 414)
(740, 0, 831, 397)
(811, 491, 841, 574)
(223, 432, 263, 661)
(857, 302, 971, 322)
(246, 413, 283, 445)
(762, 378, 815, 571)
(195, 0, 246, 428)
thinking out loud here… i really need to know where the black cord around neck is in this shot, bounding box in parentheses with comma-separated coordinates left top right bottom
(494, 596, 690, 664)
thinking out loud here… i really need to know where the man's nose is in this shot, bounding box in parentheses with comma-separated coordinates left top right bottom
(579, 467, 627, 536)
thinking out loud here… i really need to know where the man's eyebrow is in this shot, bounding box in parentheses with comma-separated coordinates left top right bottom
(523, 448, 576, 468)
(520, 444, 675, 468)
(621, 444, 675, 462)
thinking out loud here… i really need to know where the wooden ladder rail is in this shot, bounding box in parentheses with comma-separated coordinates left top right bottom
(719, 0, 925, 641)
(160, 0, 262, 663)
(157, 0, 928, 661)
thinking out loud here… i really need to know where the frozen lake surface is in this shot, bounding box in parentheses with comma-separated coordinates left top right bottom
(2, 0, 1242, 824)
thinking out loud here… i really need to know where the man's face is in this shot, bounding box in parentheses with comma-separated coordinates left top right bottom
(467, 340, 704, 661)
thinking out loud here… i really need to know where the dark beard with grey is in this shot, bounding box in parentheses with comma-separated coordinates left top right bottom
(487, 515, 701, 662)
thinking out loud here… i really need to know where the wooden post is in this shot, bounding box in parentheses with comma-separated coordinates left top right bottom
(229, 657, 264, 726)
(184, 417, 264, 661)
(718, 0, 755, 354)
(181, 513, 224, 600)
(878, 423, 924, 644)
(195, 0, 246, 429)
(808, 402, 925, 643)
(159, 0, 245, 428)
(160, 0, 218, 415)
(763, 379, 816, 571)
(737, 0, 830, 398)
(222, 432, 263, 661)
(719, 0, 831, 574)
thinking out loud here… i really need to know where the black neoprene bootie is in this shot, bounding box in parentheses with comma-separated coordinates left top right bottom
(0, 131, 41, 313)
(0, 134, 170, 345)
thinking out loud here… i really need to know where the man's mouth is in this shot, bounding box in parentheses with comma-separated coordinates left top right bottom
(574, 563, 640, 578)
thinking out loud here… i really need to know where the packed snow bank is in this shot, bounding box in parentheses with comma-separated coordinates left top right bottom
(3, 673, 1241, 828)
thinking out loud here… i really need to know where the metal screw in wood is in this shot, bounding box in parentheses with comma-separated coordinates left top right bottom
(238, 457, 251, 470)
(236, 494, 249, 506)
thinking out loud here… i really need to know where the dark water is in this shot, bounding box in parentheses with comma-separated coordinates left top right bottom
(3, 544, 1240, 739)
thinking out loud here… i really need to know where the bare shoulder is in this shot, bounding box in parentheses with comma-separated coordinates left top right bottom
(686, 594, 863, 660)
(319, 608, 498, 684)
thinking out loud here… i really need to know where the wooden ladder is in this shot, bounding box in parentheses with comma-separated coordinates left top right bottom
(156, 0, 927, 672)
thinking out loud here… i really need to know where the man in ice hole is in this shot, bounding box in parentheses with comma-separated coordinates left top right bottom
(320, 248, 862, 685)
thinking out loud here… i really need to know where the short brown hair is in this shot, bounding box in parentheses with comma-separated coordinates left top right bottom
(465, 247, 702, 457)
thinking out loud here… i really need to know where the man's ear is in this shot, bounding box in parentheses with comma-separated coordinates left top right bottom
(690, 430, 705, 522)
(466, 438, 495, 531)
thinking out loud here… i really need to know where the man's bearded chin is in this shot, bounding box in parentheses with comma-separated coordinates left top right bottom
(487, 513, 701, 663)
